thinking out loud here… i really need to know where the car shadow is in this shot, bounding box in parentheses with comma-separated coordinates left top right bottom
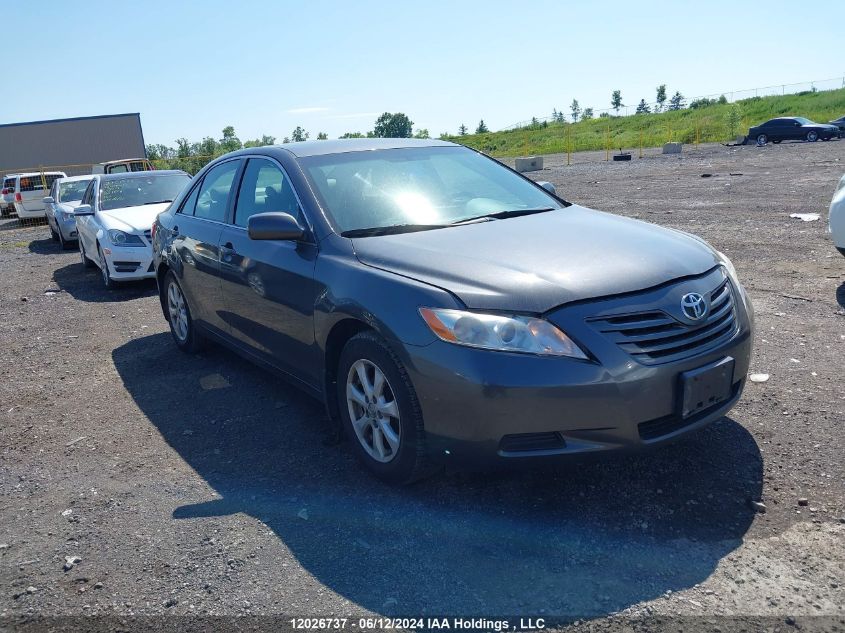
(52, 261, 157, 303)
(113, 332, 763, 622)
(28, 236, 64, 254)
(837, 282, 845, 309)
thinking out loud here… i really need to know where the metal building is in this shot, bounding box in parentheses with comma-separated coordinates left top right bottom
(0, 113, 146, 176)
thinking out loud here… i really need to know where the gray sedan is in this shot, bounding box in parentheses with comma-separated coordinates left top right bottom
(44, 175, 93, 249)
(152, 139, 754, 484)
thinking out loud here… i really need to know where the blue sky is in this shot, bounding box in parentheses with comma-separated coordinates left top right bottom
(6, 0, 843, 146)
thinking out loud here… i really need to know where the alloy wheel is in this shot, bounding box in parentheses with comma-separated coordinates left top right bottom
(756, 134, 767, 146)
(99, 249, 111, 286)
(346, 359, 401, 463)
(167, 281, 189, 343)
(807, 131, 818, 142)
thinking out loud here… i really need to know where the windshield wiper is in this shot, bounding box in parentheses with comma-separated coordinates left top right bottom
(450, 206, 555, 225)
(341, 224, 449, 238)
(143, 199, 173, 205)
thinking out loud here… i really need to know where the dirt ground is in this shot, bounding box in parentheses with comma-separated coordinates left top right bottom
(0, 141, 843, 632)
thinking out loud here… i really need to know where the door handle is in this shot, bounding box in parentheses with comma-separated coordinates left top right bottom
(172, 225, 179, 235)
(220, 241, 235, 263)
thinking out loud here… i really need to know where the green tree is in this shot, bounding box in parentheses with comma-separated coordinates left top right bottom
(316, 132, 328, 140)
(726, 104, 742, 138)
(570, 99, 581, 123)
(339, 132, 366, 138)
(373, 112, 414, 138)
(244, 134, 276, 148)
(655, 84, 667, 112)
(175, 138, 192, 159)
(718, 94, 728, 105)
(476, 120, 489, 134)
(669, 91, 685, 110)
(552, 108, 559, 122)
(458, 124, 468, 136)
(611, 90, 623, 114)
(291, 126, 309, 142)
(282, 137, 291, 144)
(219, 126, 242, 153)
(635, 99, 651, 114)
(414, 128, 431, 139)
(582, 108, 594, 120)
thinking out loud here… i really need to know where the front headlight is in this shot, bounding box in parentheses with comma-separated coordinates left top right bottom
(61, 210, 76, 222)
(107, 229, 145, 247)
(419, 307, 588, 359)
(717, 251, 737, 281)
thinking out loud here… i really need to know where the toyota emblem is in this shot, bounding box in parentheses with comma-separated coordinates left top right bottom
(681, 292, 707, 321)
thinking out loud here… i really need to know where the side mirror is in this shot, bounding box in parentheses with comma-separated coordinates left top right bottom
(248, 212, 304, 241)
(42, 196, 54, 204)
(74, 204, 94, 216)
(537, 181, 556, 195)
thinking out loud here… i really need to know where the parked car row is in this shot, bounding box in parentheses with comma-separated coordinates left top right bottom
(749, 116, 842, 146)
(1, 158, 155, 220)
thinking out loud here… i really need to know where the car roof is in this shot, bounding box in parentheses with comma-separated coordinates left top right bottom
(99, 158, 148, 164)
(97, 169, 188, 181)
(15, 171, 66, 178)
(57, 174, 95, 183)
(272, 137, 458, 158)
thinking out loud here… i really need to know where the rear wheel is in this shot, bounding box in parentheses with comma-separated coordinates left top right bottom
(164, 271, 205, 353)
(50, 223, 59, 242)
(806, 130, 818, 142)
(756, 134, 768, 146)
(57, 229, 71, 250)
(337, 331, 432, 484)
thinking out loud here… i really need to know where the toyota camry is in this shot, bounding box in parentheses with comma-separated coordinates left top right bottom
(152, 139, 754, 483)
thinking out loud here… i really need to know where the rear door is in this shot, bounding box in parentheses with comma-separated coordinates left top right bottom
(76, 179, 100, 256)
(170, 159, 242, 335)
(19, 174, 63, 215)
(217, 157, 320, 384)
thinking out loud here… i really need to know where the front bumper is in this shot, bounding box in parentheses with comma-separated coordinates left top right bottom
(103, 245, 155, 280)
(58, 216, 78, 241)
(401, 268, 754, 466)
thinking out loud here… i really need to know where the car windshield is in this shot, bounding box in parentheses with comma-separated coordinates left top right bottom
(99, 174, 190, 211)
(58, 180, 92, 203)
(300, 146, 563, 235)
(794, 117, 813, 125)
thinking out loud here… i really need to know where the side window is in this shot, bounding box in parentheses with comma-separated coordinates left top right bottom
(82, 180, 95, 206)
(193, 161, 240, 222)
(234, 158, 300, 228)
(50, 181, 57, 200)
(178, 183, 201, 216)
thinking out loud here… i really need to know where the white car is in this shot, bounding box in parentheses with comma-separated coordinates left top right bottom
(44, 175, 94, 249)
(75, 170, 191, 288)
(2, 174, 19, 218)
(12, 171, 66, 220)
(831, 174, 845, 258)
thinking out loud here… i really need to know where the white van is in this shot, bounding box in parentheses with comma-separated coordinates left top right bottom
(12, 172, 67, 219)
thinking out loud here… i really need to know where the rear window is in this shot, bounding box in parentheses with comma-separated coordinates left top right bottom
(18, 174, 63, 192)
(3, 178, 15, 190)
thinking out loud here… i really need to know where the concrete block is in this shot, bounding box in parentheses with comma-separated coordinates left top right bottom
(662, 142, 682, 154)
(515, 156, 543, 172)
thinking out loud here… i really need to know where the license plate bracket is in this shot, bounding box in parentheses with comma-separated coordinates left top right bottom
(679, 357, 735, 418)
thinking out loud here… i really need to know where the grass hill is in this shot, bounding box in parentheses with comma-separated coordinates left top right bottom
(448, 87, 845, 157)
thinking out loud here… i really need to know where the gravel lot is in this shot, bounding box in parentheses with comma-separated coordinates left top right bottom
(1, 141, 844, 632)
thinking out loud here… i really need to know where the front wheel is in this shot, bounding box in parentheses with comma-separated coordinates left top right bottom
(806, 130, 818, 142)
(79, 240, 96, 269)
(50, 223, 59, 242)
(756, 134, 768, 146)
(98, 245, 117, 289)
(337, 331, 431, 484)
(164, 272, 205, 353)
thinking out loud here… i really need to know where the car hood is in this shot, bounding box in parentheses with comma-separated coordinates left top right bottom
(351, 205, 721, 313)
(804, 123, 837, 130)
(99, 202, 170, 233)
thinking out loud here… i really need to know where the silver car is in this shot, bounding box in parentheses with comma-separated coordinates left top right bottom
(44, 175, 93, 249)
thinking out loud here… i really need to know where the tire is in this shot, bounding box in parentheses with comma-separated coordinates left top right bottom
(97, 244, 118, 289)
(164, 271, 205, 353)
(50, 223, 59, 242)
(57, 229, 72, 250)
(79, 240, 96, 269)
(756, 134, 768, 146)
(806, 130, 818, 142)
(337, 331, 432, 484)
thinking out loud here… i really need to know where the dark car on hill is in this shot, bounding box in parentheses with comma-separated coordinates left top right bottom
(748, 117, 839, 145)
(151, 139, 754, 483)
(829, 115, 845, 136)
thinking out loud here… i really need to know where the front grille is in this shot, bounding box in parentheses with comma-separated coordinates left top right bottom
(638, 380, 742, 440)
(589, 278, 738, 365)
(499, 432, 566, 453)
